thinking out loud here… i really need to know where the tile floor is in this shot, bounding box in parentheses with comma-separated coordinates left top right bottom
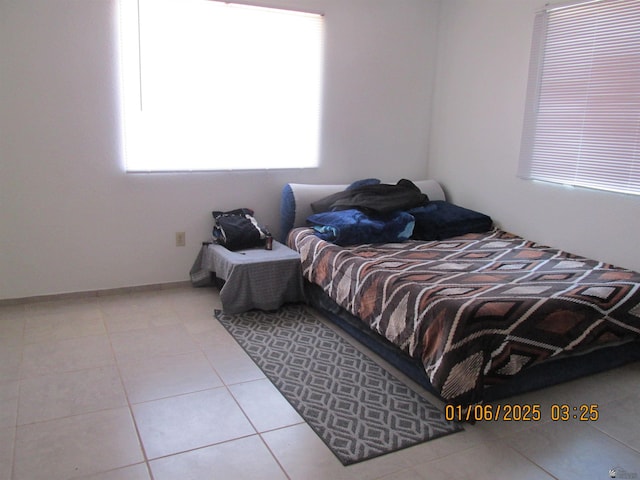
(0, 285, 639, 480)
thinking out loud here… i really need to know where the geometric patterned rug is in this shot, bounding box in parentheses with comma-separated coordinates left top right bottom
(214, 304, 463, 465)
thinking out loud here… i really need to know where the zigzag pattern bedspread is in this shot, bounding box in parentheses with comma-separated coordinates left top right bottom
(288, 227, 640, 406)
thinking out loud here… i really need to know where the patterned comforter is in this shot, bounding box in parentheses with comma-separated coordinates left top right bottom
(288, 227, 640, 405)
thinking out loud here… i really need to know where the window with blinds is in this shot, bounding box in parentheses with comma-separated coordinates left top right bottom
(118, 0, 324, 172)
(518, 0, 640, 196)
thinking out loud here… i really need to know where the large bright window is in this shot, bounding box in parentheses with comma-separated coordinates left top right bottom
(118, 0, 324, 172)
(518, 0, 640, 196)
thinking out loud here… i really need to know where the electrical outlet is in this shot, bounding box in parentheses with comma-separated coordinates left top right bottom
(176, 232, 186, 247)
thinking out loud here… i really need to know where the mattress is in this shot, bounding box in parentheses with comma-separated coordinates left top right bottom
(288, 226, 640, 406)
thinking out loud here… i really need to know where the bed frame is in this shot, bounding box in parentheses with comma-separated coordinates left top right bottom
(281, 180, 640, 404)
(306, 281, 640, 403)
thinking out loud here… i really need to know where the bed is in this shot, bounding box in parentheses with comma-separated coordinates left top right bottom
(281, 179, 640, 407)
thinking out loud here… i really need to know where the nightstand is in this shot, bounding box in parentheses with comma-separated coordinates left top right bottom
(202, 240, 305, 314)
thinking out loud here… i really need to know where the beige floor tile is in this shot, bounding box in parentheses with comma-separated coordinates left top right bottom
(18, 365, 127, 425)
(506, 420, 640, 480)
(260, 422, 375, 480)
(473, 397, 553, 439)
(528, 367, 639, 408)
(150, 435, 287, 480)
(0, 427, 14, 480)
(376, 468, 426, 480)
(184, 315, 232, 344)
(98, 294, 164, 320)
(24, 311, 106, 344)
(98, 293, 173, 320)
(261, 421, 464, 480)
(608, 362, 640, 398)
(109, 324, 199, 364)
(1, 287, 638, 480)
(24, 298, 99, 317)
(0, 342, 23, 383)
(0, 381, 19, 429)
(480, 368, 639, 439)
(98, 296, 142, 317)
(21, 334, 115, 378)
(264, 409, 509, 480)
(132, 387, 255, 459)
(13, 407, 143, 480)
(77, 463, 151, 480)
(201, 341, 266, 385)
(229, 378, 304, 432)
(0, 304, 25, 321)
(119, 351, 223, 404)
(168, 287, 220, 314)
(0, 315, 25, 345)
(405, 441, 555, 480)
(593, 394, 640, 452)
(103, 310, 181, 333)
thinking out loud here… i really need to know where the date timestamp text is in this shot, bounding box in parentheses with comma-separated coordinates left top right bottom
(445, 403, 600, 422)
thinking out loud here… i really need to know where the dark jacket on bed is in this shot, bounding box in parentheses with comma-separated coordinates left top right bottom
(311, 179, 428, 215)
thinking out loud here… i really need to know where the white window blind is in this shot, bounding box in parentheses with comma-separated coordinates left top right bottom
(518, 0, 640, 196)
(118, 0, 324, 172)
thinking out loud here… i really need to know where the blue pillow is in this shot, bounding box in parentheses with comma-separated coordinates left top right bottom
(409, 201, 492, 240)
(307, 209, 414, 246)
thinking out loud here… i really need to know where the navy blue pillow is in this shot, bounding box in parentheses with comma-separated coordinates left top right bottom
(409, 201, 492, 240)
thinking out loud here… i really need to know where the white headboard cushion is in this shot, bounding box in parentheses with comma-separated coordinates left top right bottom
(409, 179, 446, 202)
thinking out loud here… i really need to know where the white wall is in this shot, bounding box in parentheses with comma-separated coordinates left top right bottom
(429, 0, 640, 272)
(0, 0, 439, 299)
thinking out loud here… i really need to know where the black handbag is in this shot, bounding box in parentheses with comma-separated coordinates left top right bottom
(212, 208, 268, 250)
